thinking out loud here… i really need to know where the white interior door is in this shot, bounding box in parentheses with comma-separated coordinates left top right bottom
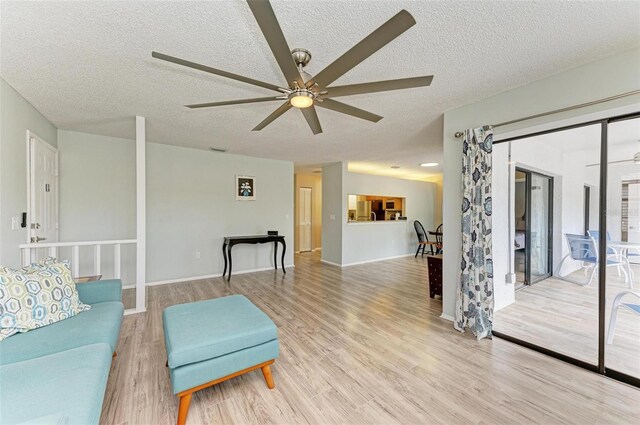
(29, 134, 59, 245)
(299, 187, 312, 252)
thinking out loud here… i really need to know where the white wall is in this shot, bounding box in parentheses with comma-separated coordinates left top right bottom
(146, 143, 293, 283)
(321, 161, 437, 266)
(321, 162, 344, 265)
(0, 78, 58, 268)
(442, 48, 640, 318)
(343, 171, 437, 265)
(57, 130, 294, 284)
(58, 130, 136, 283)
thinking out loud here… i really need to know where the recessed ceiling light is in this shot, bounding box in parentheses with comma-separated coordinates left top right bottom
(390, 165, 401, 169)
(420, 162, 438, 167)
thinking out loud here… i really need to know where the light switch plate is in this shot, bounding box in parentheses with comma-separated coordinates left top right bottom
(330, 214, 335, 220)
(11, 217, 20, 230)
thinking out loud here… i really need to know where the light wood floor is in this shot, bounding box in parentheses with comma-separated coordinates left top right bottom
(495, 266, 640, 378)
(106, 252, 639, 425)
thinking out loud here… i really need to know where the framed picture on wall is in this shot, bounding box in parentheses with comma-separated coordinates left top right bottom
(236, 175, 256, 200)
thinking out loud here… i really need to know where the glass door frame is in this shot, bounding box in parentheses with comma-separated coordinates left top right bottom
(492, 110, 640, 389)
(515, 167, 554, 285)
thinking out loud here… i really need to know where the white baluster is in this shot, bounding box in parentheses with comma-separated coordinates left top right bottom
(114, 244, 121, 279)
(49, 247, 57, 259)
(94, 245, 101, 276)
(72, 245, 80, 278)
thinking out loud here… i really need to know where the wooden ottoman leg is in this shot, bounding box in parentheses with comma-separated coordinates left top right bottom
(261, 364, 275, 389)
(177, 393, 192, 425)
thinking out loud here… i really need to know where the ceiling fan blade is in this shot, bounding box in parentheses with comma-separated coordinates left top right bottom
(325, 76, 433, 98)
(300, 106, 323, 135)
(186, 96, 283, 109)
(316, 99, 382, 123)
(307, 10, 416, 89)
(152, 51, 281, 92)
(246, 0, 304, 88)
(252, 101, 293, 131)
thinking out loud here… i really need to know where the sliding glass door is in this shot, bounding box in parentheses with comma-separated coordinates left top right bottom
(605, 116, 640, 382)
(514, 168, 553, 286)
(493, 112, 640, 387)
(528, 172, 553, 284)
(493, 123, 602, 368)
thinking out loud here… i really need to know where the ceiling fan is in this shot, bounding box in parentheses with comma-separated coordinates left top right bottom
(152, 0, 433, 135)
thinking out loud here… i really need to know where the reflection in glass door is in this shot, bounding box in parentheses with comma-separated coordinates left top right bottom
(493, 114, 640, 388)
(605, 116, 640, 382)
(528, 173, 553, 283)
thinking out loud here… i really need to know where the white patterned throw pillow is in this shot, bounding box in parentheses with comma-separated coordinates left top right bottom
(0, 260, 90, 340)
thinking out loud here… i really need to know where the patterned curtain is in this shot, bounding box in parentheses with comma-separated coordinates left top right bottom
(454, 126, 494, 340)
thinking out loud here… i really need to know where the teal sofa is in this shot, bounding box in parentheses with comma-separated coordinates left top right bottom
(0, 279, 124, 425)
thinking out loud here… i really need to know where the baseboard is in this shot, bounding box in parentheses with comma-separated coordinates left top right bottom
(144, 264, 295, 287)
(439, 313, 455, 322)
(320, 259, 342, 267)
(124, 307, 146, 316)
(320, 253, 414, 268)
(341, 253, 414, 267)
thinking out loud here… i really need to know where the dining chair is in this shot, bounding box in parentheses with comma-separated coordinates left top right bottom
(434, 225, 443, 254)
(414, 220, 436, 257)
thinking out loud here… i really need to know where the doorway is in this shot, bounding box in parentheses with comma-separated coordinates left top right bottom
(514, 167, 553, 286)
(298, 187, 312, 252)
(621, 179, 640, 243)
(27, 131, 59, 246)
(294, 172, 322, 256)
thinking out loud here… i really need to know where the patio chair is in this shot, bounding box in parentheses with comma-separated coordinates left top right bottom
(606, 290, 640, 345)
(557, 233, 628, 286)
(588, 230, 636, 281)
(414, 220, 436, 257)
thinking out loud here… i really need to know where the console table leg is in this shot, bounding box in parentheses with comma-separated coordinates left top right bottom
(281, 240, 286, 274)
(274, 241, 278, 271)
(222, 242, 228, 278)
(227, 244, 233, 281)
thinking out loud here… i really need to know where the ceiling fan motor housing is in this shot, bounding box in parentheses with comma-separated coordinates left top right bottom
(291, 48, 311, 68)
(288, 89, 315, 108)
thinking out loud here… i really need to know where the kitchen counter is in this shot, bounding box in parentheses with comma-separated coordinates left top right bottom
(346, 220, 408, 225)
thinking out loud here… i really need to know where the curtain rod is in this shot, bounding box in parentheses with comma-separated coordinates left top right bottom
(453, 90, 640, 138)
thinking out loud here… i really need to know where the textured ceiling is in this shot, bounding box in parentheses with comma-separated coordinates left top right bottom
(1, 1, 639, 179)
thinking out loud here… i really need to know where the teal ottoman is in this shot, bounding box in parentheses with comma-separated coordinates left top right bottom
(162, 295, 279, 425)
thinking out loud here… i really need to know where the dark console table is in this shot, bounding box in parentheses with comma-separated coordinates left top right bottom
(222, 235, 286, 281)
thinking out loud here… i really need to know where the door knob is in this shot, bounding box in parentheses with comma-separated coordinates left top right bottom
(30, 236, 47, 243)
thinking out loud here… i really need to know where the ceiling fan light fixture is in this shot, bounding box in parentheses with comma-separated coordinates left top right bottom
(289, 90, 315, 108)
